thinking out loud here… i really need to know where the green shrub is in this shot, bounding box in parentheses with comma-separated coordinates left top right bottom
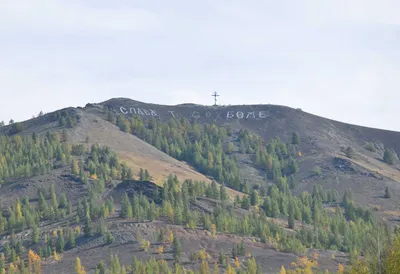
(364, 143, 376, 152)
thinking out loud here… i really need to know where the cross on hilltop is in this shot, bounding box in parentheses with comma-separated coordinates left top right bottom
(211, 91, 220, 106)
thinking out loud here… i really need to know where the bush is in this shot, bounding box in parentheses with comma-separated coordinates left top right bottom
(345, 146, 355, 159)
(383, 149, 395, 165)
(312, 166, 322, 176)
(364, 143, 376, 152)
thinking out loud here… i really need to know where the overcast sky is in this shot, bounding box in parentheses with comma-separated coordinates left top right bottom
(0, 0, 399, 130)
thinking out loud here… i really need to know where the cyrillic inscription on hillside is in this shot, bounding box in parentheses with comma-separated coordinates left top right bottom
(119, 106, 268, 120)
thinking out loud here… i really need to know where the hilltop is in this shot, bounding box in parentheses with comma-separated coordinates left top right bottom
(0, 97, 399, 274)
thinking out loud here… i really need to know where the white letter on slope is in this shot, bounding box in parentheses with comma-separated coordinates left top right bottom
(120, 106, 128, 114)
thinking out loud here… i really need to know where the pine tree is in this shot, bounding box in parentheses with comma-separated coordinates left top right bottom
(241, 196, 250, 209)
(71, 160, 79, 175)
(139, 168, 145, 180)
(59, 193, 67, 208)
(219, 251, 227, 267)
(173, 233, 181, 263)
(288, 213, 295, 229)
(250, 190, 259, 206)
(144, 169, 151, 181)
(385, 186, 391, 198)
(56, 230, 65, 252)
(50, 184, 58, 209)
(96, 261, 106, 274)
(84, 213, 92, 237)
(32, 226, 39, 244)
(345, 146, 355, 159)
(98, 217, 106, 235)
(105, 231, 114, 244)
(292, 132, 300, 145)
(68, 228, 76, 249)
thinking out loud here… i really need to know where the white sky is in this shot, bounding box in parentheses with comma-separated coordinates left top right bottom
(0, 0, 399, 130)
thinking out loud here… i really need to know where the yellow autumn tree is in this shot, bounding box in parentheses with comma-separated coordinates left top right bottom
(290, 256, 317, 274)
(141, 239, 150, 252)
(279, 266, 287, 274)
(213, 262, 219, 274)
(167, 230, 174, 243)
(75, 257, 86, 274)
(53, 250, 61, 261)
(337, 263, 344, 274)
(234, 257, 240, 268)
(199, 250, 208, 261)
(200, 259, 210, 274)
(8, 263, 18, 274)
(15, 200, 23, 221)
(28, 249, 41, 274)
(157, 245, 164, 255)
(211, 224, 217, 238)
(226, 264, 236, 274)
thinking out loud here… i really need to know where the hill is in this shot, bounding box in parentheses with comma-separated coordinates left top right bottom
(94, 98, 400, 221)
(0, 97, 399, 274)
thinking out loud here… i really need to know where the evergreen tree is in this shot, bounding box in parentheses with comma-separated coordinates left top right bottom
(241, 196, 250, 209)
(98, 217, 106, 235)
(385, 186, 391, 199)
(67, 228, 76, 249)
(250, 190, 259, 206)
(173, 233, 181, 263)
(56, 230, 65, 252)
(291, 132, 300, 145)
(106, 231, 114, 244)
(345, 146, 355, 159)
(84, 213, 92, 237)
(96, 260, 106, 274)
(144, 169, 151, 181)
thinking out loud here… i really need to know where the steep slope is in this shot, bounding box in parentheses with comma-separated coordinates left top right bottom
(68, 109, 211, 185)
